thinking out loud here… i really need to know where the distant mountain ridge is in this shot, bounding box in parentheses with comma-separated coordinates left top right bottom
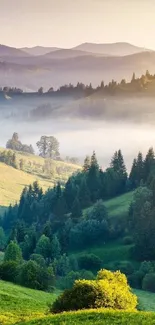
(0, 44, 29, 57)
(21, 46, 61, 56)
(73, 42, 152, 56)
(0, 42, 154, 90)
(20, 42, 153, 57)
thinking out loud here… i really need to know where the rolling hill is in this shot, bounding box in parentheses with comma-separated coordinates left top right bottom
(73, 42, 152, 56)
(0, 279, 154, 324)
(21, 46, 61, 56)
(1, 50, 155, 90)
(17, 310, 155, 325)
(0, 45, 29, 58)
(0, 280, 59, 324)
(0, 148, 80, 207)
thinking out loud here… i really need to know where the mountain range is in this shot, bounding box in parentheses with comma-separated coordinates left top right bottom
(0, 42, 154, 91)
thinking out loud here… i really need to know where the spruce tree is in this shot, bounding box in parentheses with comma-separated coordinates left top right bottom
(87, 151, 100, 202)
(83, 156, 90, 172)
(78, 178, 91, 208)
(144, 148, 155, 182)
(71, 197, 82, 221)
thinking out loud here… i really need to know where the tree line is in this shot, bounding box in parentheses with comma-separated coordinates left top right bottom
(1, 70, 155, 97)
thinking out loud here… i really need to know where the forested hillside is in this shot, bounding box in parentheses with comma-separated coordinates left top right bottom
(0, 146, 155, 294)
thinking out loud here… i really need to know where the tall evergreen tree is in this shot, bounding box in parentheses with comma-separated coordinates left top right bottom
(83, 156, 90, 172)
(78, 178, 91, 208)
(144, 147, 155, 182)
(71, 197, 82, 221)
(87, 151, 100, 202)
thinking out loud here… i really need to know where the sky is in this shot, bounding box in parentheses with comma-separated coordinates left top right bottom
(0, 0, 155, 49)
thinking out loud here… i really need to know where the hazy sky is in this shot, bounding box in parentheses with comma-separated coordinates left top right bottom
(0, 0, 155, 49)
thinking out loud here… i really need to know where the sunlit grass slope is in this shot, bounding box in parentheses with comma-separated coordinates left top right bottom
(18, 309, 155, 325)
(0, 148, 80, 207)
(0, 280, 59, 324)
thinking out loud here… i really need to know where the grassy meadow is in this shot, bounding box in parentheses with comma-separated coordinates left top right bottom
(0, 280, 59, 324)
(0, 148, 80, 207)
(17, 310, 155, 325)
(0, 280, 154, 325)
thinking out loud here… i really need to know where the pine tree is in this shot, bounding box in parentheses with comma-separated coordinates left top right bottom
(78, 178, 91, 208)
(136, 152, 144, 184)
(87, 151, 100, 202)
(83, 156, 90, 172)
(64, 178, 78, 210)
(144, 148, 155, 182)
(129, 158, 137, 189)
(71, 197, 82, 221)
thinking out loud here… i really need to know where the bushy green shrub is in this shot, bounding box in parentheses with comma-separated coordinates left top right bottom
(78, 254, 102, 272)
(128, 271, 144, 289)
(51, 269, 137, 313)
(0, 261, 19, 282)
(113, 261, 134, 276)
(139, 261, 154, 275)
(122, 236, 133, 245)
(142, 273, 155, 292)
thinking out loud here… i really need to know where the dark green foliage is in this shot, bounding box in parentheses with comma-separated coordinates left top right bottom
(78, 254, 102, 272)
(19, 260, 54, 291)
(78, 178, 91, 209)
(30, 254, 46, 267)
(70, 219, 109, 249)
(128, 186, 155, 260)
(0, 227, 6, 250)
(4, 241, 23, 263)
(142, 273, 155, 292)
(86, 200, 108, 222)
(110, 150, 127, 195)
(87, 151, 100, 202)
(50, 235, 61, 260)
(113, 261, 134, 276)
(36, 235, 50, 259)
(122, 236, 133, 245)
(0, 261, 19, 282)
(71, 197, 82, 220)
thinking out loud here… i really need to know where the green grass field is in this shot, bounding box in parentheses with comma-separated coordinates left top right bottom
(0, 280, 59, 324)
(18, 310, 155, 325)
(104, 191, 134, 219)
(0, 278, 154, 324)
(134, 289, 155, 311)
(0, 148, 80, 207)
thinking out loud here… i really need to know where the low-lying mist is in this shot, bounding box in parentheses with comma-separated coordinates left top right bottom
(1, 94, 155, 171)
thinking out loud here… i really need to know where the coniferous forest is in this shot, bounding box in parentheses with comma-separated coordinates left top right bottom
(1, 146, 155, 294)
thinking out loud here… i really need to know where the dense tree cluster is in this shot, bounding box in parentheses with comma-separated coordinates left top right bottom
(6, 133, 34, 155)
(0, 150, 17, 168)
